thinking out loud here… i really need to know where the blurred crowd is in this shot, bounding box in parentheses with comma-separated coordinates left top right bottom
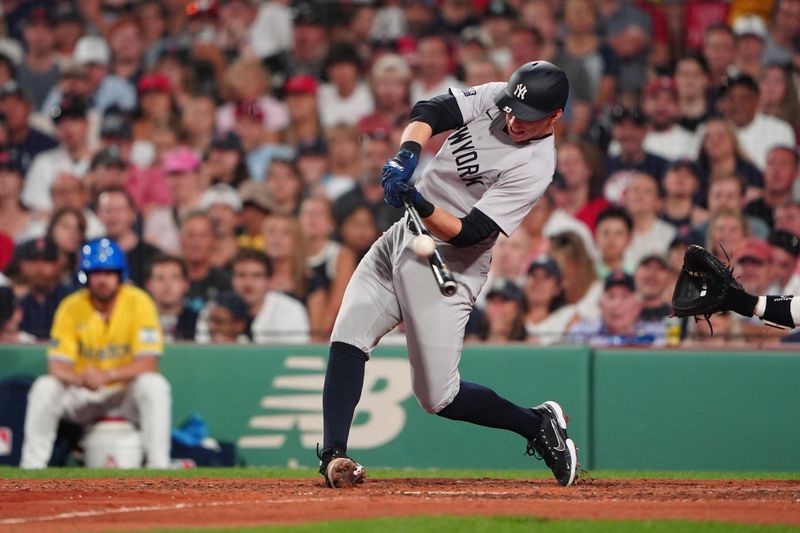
(0, 0, 799, 348)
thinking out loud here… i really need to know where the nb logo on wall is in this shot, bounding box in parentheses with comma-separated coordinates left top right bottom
(238, 356, 412, 450)
(514, 83, 527, 99)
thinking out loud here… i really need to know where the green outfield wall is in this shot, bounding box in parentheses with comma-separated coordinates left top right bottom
(1, 344, 797, 471)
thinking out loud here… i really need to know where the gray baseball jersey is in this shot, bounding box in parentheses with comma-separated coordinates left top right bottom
(330, 82, 556, 413)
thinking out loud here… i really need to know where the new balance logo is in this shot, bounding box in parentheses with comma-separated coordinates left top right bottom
(514, 83, 527, 99)
(238, 356, 413, 450)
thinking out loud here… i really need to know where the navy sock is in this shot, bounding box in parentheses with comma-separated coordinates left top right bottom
(437, 381, 543, 441)
(322, 341, 367, 452)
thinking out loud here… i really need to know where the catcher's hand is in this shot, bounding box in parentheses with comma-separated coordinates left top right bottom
(671, 245, 758, 325)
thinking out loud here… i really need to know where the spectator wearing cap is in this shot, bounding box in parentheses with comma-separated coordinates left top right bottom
(622, 172, 677, 268)
(295, 137, 330, 196)
(333, 125, 404, 233)
(744, 146, 799, 229)
(763, 0, 800, 66)
(634, 254, 672, 322)
(468, 278, 527, 343)
(133, 73, 176, 142)
(556, 0, 620, 109)
(732, 14, 767, 79)
(283, 74, 322, 148)
(567, 271, 665, 347)
(52, 3, 84, 63)
(553, 141, 611, 234)
(180, 211, 232, 314)
(660, 161, 708, 234)
(410, 35, 462, 104)
(696, 118, 764, 204)
(42, 35, 137, 116)
(14, 237, 72, 340)
(298, 194, 357, 341)
(22, 95, 92, 214)
(247, 0, 293, 59)
(143, 147, 204, 255)
(435, 0, 481, 38)
(597, 0, 652, 92)
(206, 291, 250, 344)
(237, 180, 275, 252)
(85, 146, 130, 206)
(0, 80, 58, 174)
(96, 187, 161, 288)
(730, 236, 788, 342)
(768, 229, 800, 294)
(317, 42, 374, 129)
(281, 3, 329, 79)
(0, 152, 37, 241)
(145, 254, 198, 342)
(479, 1, 515, 70)
(639, 77, 697, 162)
(359, 54, 411, 135)
(604, 105, 670, 204)
(40, 63, 94, 127)
(674, 54, 713, 133)
(215, 59, 289, 139)
(718, 72, 795, 171)
(702, 24, 736, 90)
(16, 7, 60, 110)
(199, 184, 242, 269)
(523, 256, 576, 346)
(234, 99, 294, 182)
(594, 206, 635, 278)
(202, 132, 248, 189)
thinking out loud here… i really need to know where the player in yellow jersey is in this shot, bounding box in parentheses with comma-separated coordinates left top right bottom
(21, 238, 172, 468)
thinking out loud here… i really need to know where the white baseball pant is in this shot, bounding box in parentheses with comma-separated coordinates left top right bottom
(20, 372, 172, 468)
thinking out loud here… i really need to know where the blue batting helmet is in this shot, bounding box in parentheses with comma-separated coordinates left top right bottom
(78, 238, 129, 283)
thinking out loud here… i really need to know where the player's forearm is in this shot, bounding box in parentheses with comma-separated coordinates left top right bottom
(48, 360, 83, 386)
(108, 356, 159, 383)
(753, 295, 800, 329)
(400, 121, 433, 150)
(421, 207, 462, 241)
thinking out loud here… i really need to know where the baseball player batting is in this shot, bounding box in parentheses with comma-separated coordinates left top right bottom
(317, 61, 578, 488)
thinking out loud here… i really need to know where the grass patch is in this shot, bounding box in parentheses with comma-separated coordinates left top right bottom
(1, 467, 798, 481)
(146, 515, 800, 533)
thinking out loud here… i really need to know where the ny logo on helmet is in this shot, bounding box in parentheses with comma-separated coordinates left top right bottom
(514, 83, 527, 99)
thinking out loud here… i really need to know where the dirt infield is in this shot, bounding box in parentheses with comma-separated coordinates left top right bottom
(1, 477, 799, 532)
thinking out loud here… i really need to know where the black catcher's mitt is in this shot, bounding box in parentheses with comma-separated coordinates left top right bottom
(671, 245, 756, 325)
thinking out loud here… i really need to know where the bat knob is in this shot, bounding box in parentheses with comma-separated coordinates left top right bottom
(441, 280, 458, 297)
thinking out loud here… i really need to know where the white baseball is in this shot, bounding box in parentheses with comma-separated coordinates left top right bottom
(412, 234, 436, 258)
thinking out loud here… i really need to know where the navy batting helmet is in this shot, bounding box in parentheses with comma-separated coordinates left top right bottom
(494, 61, 569, 121)
(78, 238, 129, 283)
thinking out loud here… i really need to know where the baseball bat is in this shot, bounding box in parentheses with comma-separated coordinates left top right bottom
(402, 198, 458, 297)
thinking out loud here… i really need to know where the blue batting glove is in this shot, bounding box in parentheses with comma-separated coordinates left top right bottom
(381, 148, 418, 187)
(384, 180, 420, 209)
